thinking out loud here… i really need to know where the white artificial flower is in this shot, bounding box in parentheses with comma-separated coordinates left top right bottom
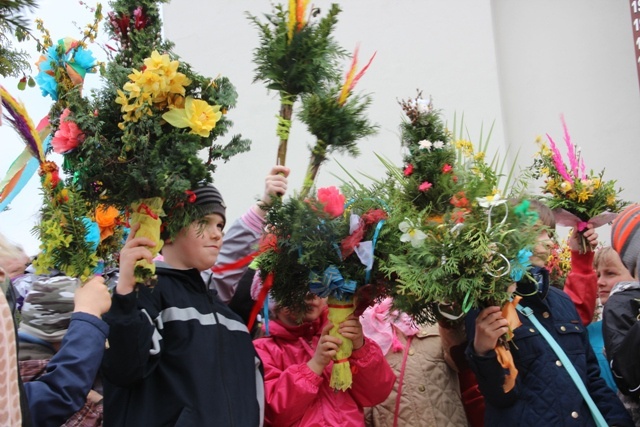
(476, 191, 506, 208)
(399, 219, 427, 248)
(418, 139, 432, 150)
(432, 140, 445, 149)
(415, 97, 432, 114)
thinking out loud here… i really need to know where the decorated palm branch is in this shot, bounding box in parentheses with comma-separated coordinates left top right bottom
(248, 1, 345, 166)
(530, 116, 627, 252)
(256, 186, 389, 390)
(1, 7, 125, 280)
(379, 92, 541, 325)
(51, 0, 250, 283)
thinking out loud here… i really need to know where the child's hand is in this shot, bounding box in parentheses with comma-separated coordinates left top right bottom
(117, 223, 156, 295)
(473, 306, 508, 356)
(568, 224, 598, 252)
(260, 166, 290, 205)
(74, 276, 111, 318)
(308, 323, 342, 375)
(338, 314, 365, 350)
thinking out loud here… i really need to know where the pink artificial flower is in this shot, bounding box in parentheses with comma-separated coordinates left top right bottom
(442, 164, 452, 174)
(51, 109, 85, 154)
(317, 186, 346, 217)
(403, 164, 414, 176)
(418, 181, 433, 192)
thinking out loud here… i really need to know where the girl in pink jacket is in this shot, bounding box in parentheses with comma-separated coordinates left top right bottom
(253, 294, 396, 426)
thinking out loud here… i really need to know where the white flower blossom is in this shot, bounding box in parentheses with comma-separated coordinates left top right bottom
(432, 140, 445, 150)
(476, 191, 506, 208)
(418, 139, 432, 150)
(415, 98, 432, 114)
(399, 219, 427, 248)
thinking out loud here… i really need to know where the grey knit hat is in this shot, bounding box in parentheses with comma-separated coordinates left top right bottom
(611, 203, 640, 278)
(193, 184, 226, 224)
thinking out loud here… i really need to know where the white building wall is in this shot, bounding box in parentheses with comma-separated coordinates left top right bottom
(164, 0, 639, 243)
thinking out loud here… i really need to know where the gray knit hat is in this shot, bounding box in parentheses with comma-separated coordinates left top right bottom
(18, 276, 80, 342)
(611, 204, 640, 278)
(193, 184, 226, 224)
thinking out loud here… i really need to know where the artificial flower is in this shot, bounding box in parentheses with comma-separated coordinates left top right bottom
(442, 164, 452, 174)
(35, 38, 97, 100)
(509, 248, 533, 281)
(432, 140, 445, 150)
(399, 219, 427, 248)
(450, 191, 469, 208)
(162, 96, 222, 137)
(418, 181, 433, 192)
(51, 109, 85, 153)
(415, 97, 431, 114)
(403, 163, 414, 176)
(317, 186, 346, 217)
(477, 191, 505, 208)
(95, 205, 120, 242)
(418, 139, 432, 150)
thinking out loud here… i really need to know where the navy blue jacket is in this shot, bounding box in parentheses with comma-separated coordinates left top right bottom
(102, 265, 264, 427)
(465, 275, 633, 426)
(23, 312, 109, 427)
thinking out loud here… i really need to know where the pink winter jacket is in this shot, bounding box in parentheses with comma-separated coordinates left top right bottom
(253, 309, 396, 426)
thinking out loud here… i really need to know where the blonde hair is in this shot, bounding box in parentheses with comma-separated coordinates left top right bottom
(0, 233, 28, 271)
(594, 246, 623, 270)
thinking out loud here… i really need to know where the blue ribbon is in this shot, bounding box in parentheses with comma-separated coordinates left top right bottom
(309, 265, 356, 299)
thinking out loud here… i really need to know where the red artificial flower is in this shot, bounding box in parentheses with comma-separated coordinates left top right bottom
(51, 109, 85, 154)
(341, 222, 365, 259)
(418, 181, 433, 192)
(450, 191, 469, 208)
(452, 175, 458, 183)
(403, 164, 414, 176)
(133, 6, 148, 30)
(185, 190, 196, 203)
(442, 164, 452, 174)
(451, 209, 470, 224)
(317, 186, 346, 217)
(361, 208, 388, 226)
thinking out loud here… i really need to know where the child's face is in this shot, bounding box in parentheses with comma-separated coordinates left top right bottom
(596, 256, 634, 304)
(277, 294, 328, 325)
(530, 230, 553, 267)
(166, 213, 225, 271)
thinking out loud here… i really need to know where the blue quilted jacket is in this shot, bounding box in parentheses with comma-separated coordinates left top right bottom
(465, 273, 633, 426)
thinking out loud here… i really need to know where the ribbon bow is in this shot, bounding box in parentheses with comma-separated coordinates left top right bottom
(309, 265, 356, 300)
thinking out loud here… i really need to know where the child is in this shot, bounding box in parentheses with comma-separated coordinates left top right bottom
(101, 167, 287, 427)
(588, 247, 634, 392)
(603, 204, 640, 423)
(361, 298, 468, 427)
(252, 274, 396, 426)
(20, 275, 111, 427)
(464, 201, 633, 426)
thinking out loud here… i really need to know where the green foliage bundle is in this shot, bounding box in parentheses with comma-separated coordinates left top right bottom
(258, 186, 390, 316)
(0, 0, 37, 77)
(378, 93, 541, 324)
(58, 0, 250, 240)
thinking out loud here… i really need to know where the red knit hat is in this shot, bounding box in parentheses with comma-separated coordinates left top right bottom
(611, 204, 640, 278)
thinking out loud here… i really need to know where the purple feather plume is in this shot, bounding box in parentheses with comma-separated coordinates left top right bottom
(1, 95, 40, 159)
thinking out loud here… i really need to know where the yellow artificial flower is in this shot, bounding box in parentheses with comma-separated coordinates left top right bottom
(559, 181, 573, 194)
(576, 187, 592, 203)
(540, 166, 550, 176)
(592, 177, 601, 189)
(606, 194, 616, 206)
(162, 96, 222, 137)
(474, 151, 486, 161)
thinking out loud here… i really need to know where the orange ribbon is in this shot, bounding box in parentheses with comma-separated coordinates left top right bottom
(495, 295, 522, 392)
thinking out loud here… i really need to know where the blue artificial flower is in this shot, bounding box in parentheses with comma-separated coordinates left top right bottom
(82, 217, 100, 252)
(510, 248, 533, 282)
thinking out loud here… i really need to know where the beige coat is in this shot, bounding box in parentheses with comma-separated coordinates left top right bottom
(365, 324, 468, 427)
